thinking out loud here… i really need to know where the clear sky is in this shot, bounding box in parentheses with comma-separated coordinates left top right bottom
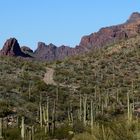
(0, 0, 140, 50)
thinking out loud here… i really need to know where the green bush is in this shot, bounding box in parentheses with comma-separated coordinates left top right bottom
(4, 128, 21, 140)
(54, 123, 73, 140)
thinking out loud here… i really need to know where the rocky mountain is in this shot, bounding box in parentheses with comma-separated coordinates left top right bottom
(34, 12, 140, 61)
(0, 38, 31, 57)
(79, 12, 140, 48)
(1, 12, 140, 61)
(34, 42, 77, 61)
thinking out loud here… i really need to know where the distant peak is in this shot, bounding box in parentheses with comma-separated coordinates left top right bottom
(48, 43, 56, 47)
(126, 12, 140, 23)
(37, 42, 46, 49)
(0, 37, 29, 57)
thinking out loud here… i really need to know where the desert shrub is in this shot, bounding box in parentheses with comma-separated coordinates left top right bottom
(3, 128, 21, 140)
(73, 120, 85, 133)
(34, 129, 49, 140)
(72, 132, 95, 140)
(54, 123, 73, 140)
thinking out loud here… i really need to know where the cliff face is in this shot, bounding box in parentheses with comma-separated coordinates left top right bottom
(1, 12, 140, 61)
(79, 12, 140, 49)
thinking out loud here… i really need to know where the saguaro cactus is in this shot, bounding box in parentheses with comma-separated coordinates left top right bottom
(79, 94, 82, 121)
(31, 126, 34, 140)
(39, 102, 43, 128)
(21, 117, 25, 140)
(127, 91, 132, 123)
(43, 106, 47, 134)
(83, 95, 87, 126)
(52, 100, 56, 135)
(90, 100, 94, 133)
(46, 97, 49, 133)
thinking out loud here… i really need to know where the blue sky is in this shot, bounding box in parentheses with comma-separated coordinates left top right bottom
(0, 0, 140, 50)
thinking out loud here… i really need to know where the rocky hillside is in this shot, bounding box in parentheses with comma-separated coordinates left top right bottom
(0, 33, 140, 139)
(1, 12, 140, 61)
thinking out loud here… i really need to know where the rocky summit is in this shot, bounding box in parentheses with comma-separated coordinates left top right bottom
(0, 38, 30, 57)
(1, 12, 140, 61)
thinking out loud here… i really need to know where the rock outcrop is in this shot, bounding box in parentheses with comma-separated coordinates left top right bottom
(21, 46, 33, 54)
(21, 46, 33, 57)
(126, 12, 140, 23)
(0, 38, 31, 57)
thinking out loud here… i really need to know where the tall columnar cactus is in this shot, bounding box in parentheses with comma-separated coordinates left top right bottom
(39, 94, 43, 129)
(129, 103, 133, 122)
(0, 118, 3, 139)
(90, 100, 94, 133)
(70, 109, 74, 127)
(43, 106, 46, 124)
(28, 129, 32, 140)
(52, 100, 56, 135)
(83, 95, 87, 126)
(31, 126, 34, 140)
(16, 116, 19, 128)
(94, 86, 97, 100)
(131, 81, 135, 113)
(43, 97, 50, 134)
(127, 91, 132, 123)
(39, 102, 43, 128)
(43, 106, 47, 134)
(21, 117, 25, 140)
(68, 108, 71, 124)
(46, 97, 49, 132)
(79, 94, 82, 121)
(68, 103, 74, 126)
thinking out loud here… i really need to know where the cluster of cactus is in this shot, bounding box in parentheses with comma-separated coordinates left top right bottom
(71, 79, 137, 133)
(39, 96, 56, 136)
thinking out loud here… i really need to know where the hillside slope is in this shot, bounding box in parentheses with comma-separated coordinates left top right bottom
(53, 36, 140, 139)
(0, 35, 140, 139)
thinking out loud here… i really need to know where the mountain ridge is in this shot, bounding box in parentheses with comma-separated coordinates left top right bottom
(1, 12, 140, 61)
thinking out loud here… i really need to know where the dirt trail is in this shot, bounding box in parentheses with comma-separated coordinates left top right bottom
(43, 67, 56, 85)
(43, 67, 79, 91)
